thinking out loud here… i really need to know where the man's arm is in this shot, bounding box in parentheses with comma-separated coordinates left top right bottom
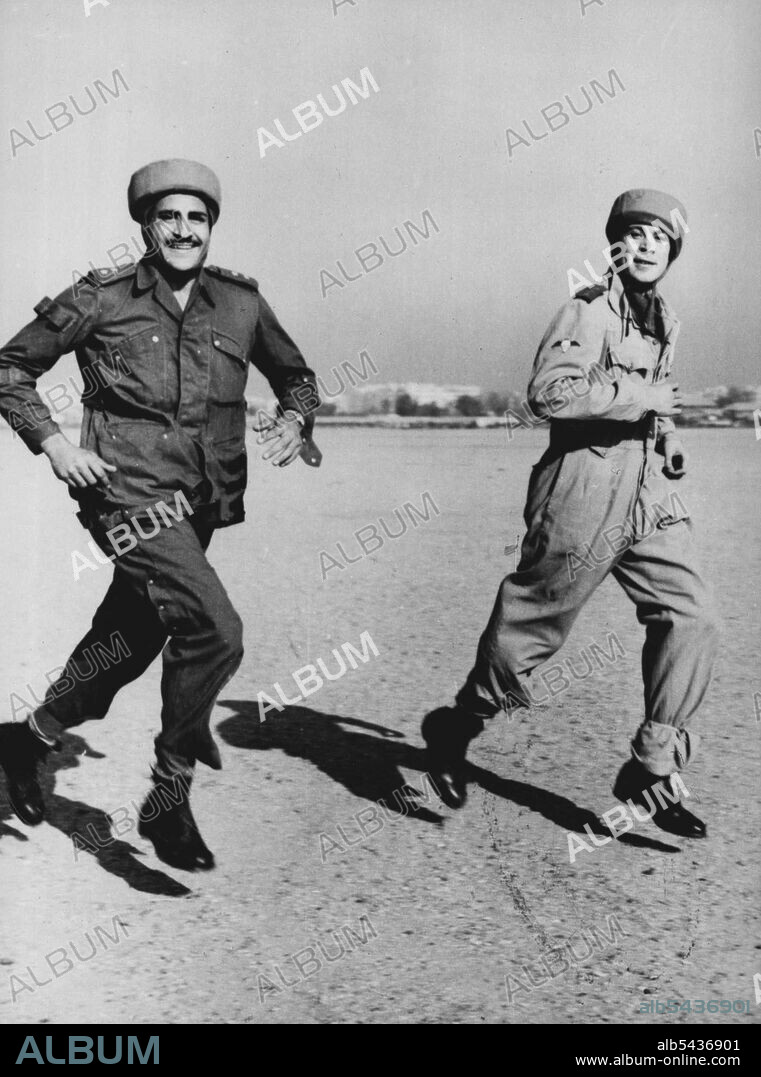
(250, 293, 321, 467)
(250, 293, 320, 434)
(0, 284, 97, 452)
(0, 281, 116, 487)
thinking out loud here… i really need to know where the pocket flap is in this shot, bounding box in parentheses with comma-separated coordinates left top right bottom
(212, 330, 246, 366)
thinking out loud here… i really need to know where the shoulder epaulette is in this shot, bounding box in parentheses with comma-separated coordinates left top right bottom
(205, 265, 259, 290)
(82, 263, 139, 289)
(574, 283, 606, 304)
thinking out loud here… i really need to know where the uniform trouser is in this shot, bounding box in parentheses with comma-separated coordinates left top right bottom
(455, 440, 720, 777)
(31, 509, 244, 780)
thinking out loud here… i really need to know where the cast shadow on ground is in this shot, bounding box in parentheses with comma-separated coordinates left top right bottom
(216, 701, 445, 824)
(469, 764, 681, 853)
(0, 726, 191, 896)
(216, 702, 680, 853)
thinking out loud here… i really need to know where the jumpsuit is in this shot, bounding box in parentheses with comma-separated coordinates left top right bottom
(456, 273, 719, 777)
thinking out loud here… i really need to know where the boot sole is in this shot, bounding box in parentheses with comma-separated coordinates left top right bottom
(138, 821, 215, 871)
(7, 791, 45, 827)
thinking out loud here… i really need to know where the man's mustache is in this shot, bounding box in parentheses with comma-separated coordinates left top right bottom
(143, 221, 204, 253)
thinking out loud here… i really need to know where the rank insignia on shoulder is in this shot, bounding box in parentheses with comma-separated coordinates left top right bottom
(205, 265, 259, 290)
(574, 282, 606, 304)
(75, 263, 138, 292)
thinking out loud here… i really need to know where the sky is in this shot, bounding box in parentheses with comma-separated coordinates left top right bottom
(0, 0, 759, 395)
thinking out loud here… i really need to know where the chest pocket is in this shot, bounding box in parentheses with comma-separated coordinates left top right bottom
(209, 329, 248, 404)
(109, 326, 168, 409)
(607, 333, 660, 382)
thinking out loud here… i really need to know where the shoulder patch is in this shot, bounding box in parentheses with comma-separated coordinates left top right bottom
(574, 283, 606, 304)
(33, 295, 78, 332)
(205, 265, 259, 290)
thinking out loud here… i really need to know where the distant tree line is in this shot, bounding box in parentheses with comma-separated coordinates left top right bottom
(716, 386, 758, 407)
(311, 391, 523, 418)
(396, 391, 524, 417)
(255, 383, 759, 422)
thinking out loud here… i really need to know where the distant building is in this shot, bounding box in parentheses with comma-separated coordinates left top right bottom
(326, 382, 482, 414)
(723, 401, 759, 425)
(397, 383, 482, 407)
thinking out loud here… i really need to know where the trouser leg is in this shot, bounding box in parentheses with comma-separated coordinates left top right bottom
(32, 514, 243, 779)
(456, 446, 632, 720)
(32, 571, 168, 743)
(140, 518, 244, 778)
(613, 515, 720, 776)
(456, 570, 592, 718)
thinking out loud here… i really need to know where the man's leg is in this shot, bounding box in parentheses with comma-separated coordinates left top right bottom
(611, 509, 719, 836)
(39, 511, 242, 779)
(1, 549, 169, 826)
(32, 571, 169, 739)
(123, 515, 243, 870)
(426, 446, 639, 806)
(1, 512, 243, 865)
(138, 519, 243, 779)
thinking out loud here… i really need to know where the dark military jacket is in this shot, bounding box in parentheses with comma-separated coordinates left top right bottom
(0, 259, 319, 528)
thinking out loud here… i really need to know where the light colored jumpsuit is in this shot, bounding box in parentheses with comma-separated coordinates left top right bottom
(456, 273, 719, 777)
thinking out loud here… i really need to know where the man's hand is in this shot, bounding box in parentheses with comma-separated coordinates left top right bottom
(644, 382, 683, 417)
(662, 436, 688, 479)
(253, 410, 304, 468)
(41, 432, 117, 489)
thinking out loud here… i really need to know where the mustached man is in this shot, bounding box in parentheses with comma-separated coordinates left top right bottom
(0, 159, 321, 870)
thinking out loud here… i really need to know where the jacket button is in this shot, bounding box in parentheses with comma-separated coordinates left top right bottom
(152, 335, 159, 343)
(214, 339, 220, 346)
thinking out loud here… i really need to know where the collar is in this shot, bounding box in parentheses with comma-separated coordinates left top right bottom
(134, 258, 217, 309)
(196, 265, 218, 307)
(605, 272, 679, 340)
(134, 259, 158, 293)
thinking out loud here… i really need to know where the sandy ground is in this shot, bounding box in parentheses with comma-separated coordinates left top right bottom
(0, 424, 759, 1026)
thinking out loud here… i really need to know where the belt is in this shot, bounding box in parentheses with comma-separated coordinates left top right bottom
(549, 416, 655, 453)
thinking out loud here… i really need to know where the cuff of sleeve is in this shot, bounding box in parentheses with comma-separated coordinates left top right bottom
(280, 403, 315, 437)
(26, 419, 61, 455)
(281, 408, 305, 428)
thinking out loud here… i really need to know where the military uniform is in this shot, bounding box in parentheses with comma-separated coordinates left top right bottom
(0, 257, 319, 777)
(456, 270, 719, 778)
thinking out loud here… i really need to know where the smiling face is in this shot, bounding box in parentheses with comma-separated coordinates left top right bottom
(147, 193, 211, 274)
(619, 222, 671, 285)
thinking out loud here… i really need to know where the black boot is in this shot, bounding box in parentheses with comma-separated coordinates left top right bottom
(613, 758, 706, 839)
(137, 771, 215, 871)
(422, 706, 483, 810)
(0, 722, 52, 826)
